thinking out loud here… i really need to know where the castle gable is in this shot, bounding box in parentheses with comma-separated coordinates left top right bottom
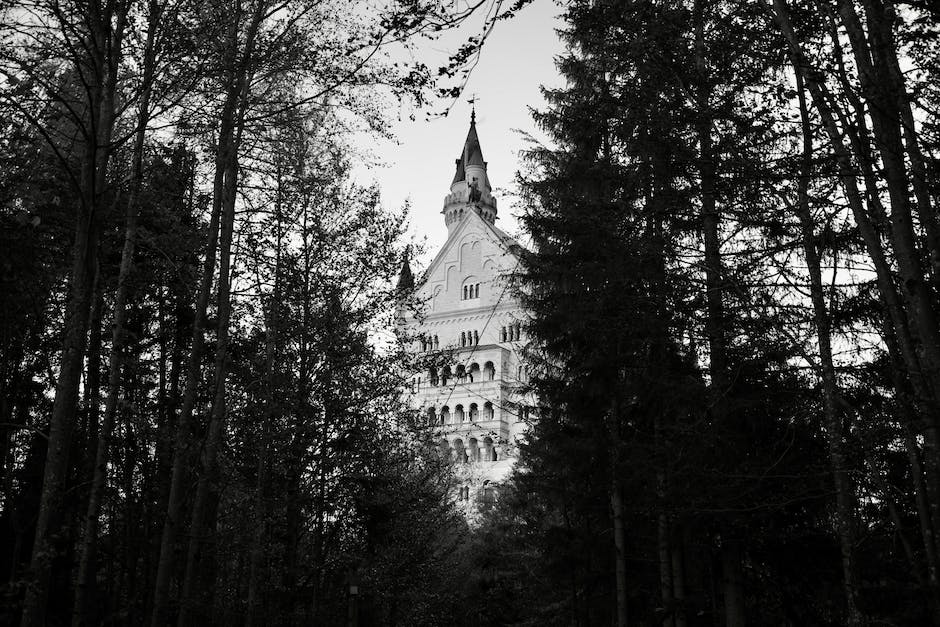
(417, 208, 520, 317)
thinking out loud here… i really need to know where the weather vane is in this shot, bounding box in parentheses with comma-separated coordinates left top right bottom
(467, 93, 478, 122)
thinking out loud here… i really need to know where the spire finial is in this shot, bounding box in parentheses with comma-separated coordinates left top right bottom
(467, 94, 477, 124)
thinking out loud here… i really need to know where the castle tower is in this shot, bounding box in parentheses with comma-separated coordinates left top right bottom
(401, 113, 533, 516)
(443, 109, 498, 234)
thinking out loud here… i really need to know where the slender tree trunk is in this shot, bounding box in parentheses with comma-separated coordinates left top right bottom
(20, 5, 127, 623)
(608, 397, 628, 627)
(881, 317, 940, 623)
(658, 512, 675, 627)
(768, 3, 940, 618)
(791, 64, 863, 626)
(692, 3, 745, 624)
(149, 5, 265, 617)
(73, 5, 160, 624)
(246, 154, 283, 627)
(177, 9, 263, 615)
(80, 279, 105, 487)
(672, 525, 687, 627)
(150, 105, 226, 627)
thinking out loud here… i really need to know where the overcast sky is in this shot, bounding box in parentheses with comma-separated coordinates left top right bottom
(355, 1, 567, 268)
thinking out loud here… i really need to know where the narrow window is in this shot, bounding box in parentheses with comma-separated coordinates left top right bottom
(434, 335, 439, 349)
(463, 285, 468, 300)
(461, 331, 466, 347)
(473, 330, 479, 345)
(501, 327, 506, 342)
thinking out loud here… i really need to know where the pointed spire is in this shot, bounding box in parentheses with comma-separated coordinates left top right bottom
(450, 109, 488, 184)
(396, 246, 414, 292)
(442, 106, 497, 233)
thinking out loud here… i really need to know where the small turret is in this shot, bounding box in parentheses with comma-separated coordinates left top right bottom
(396, 246, 415, 293)
(443, 109, 497, 235)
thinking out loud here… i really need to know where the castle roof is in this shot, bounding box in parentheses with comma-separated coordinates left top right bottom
(396, 246, 415, 292)
(450, 110, 490, 188)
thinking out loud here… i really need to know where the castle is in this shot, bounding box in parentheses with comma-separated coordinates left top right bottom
(398, 111, 532, 508)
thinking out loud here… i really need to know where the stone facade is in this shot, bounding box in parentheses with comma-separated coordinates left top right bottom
(400, 114, 532, 509)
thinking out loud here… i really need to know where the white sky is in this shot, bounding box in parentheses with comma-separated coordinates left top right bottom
(354, 0, 566, 269)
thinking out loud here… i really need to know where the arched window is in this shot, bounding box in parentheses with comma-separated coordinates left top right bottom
(440, 406, 450, 424)
(455, 405, 465, 423)
(456, 365, 466, 382)
(441, 366, 451, 386)
(434, 335, 439, 349)
(515, 324, 522, 340)
(466, 329, 473, 345)
(469, 363, 480, 382)
(473, 330, 479, 345)
(430, 367, 439, 386)
(427, 407, 436, 424)
(469, 403, 479, 422)
(483, 402, 494, 421)
(468, 438, 480, 462)
(484, 361, 495, 381)
(462, 278, 479, 300)
(453, 438, 467, 463)
(460, 331, 466, 347)
(500, 327, 507, 342)
(483, 437, 494, 462)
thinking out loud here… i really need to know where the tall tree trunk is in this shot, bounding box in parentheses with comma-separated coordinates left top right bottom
(608, 397, 628, 627)
(150, 5, 263, 618)
(73, 5, 161, 624)
(177, 8, 263, 616)
(835, 0, 940, 555)
(246, 153, 283, 627)
(20, 5, 128, 624)
(150, 97, 226, 627)
(769, 2, 940, 618)
(672, 525, 687, 627)
(692, 3, 744, 624)
(791, 63, 863, 626)
(881, 317, 940, 623)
